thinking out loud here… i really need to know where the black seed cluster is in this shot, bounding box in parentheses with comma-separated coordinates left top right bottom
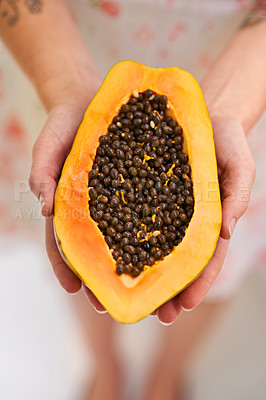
(88, 90, 194, 277)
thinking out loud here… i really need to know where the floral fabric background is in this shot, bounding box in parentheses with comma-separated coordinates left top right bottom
(0, 0, 266, 299)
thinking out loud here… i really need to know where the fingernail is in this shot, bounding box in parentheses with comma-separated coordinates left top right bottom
(94, 307, 107, 314)
(159, 320, 174, 326)
(229, 218, 237, 237)
(181, 306, 194, 312)
(39, 193, 45, 210)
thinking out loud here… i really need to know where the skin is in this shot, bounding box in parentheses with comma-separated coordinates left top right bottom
(0, 0, 265, 325)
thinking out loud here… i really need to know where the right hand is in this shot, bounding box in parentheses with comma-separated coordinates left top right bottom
(29, 99, 99, 294)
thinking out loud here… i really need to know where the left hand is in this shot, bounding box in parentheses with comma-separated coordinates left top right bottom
(155, 117, 256, 324)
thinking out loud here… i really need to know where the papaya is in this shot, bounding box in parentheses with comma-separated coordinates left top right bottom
(54, 61, 222, 324)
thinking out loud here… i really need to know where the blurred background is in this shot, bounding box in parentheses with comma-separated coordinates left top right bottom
(1, 32, 266, 400)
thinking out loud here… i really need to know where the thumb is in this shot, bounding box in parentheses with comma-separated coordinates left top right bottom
(220, 151, 256, 240)
(29, 105, 86, 216)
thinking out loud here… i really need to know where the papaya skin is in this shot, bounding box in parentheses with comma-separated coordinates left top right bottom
(54, 60, 222, 324)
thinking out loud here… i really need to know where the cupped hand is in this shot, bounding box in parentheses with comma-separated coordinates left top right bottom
(30, 99, 255, 324)
(155, 118, 256, 324)
(83, 118, 256, 323)
(30, 98, 108, 312)
(29, 101, 94, 294)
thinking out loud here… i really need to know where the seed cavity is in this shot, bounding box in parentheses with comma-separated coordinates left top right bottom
(88, 90, 194, 278)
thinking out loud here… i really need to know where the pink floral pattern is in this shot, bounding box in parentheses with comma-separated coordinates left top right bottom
(167, 22, 187, 43)
(88, 0, 122, 18)
(134, 26, 155, 47)
(99, 1, 121, 18)
(4, 114, 26, 153)
(1, 0, 265, 298)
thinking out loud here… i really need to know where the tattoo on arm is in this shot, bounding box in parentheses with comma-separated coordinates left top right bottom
(0, 0, 43, 26)
(241, 0, 266, 29)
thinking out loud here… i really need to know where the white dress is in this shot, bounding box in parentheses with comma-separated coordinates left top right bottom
(0, 0, 265, 300)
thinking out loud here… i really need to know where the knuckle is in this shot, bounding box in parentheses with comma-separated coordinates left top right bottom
(28, 174, 37, 195)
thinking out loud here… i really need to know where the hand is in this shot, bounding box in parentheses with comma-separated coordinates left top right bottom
(30, 96, 255, 323)
(155, 118, 256, 324)
(84, 118, 256, 321)
(29, 95, 99, 294)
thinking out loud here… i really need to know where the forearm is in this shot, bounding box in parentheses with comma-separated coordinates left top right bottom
(201, 2, 266, 133)
(0, 0, 101, 111)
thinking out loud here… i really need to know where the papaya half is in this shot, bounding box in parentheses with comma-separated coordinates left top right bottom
(54, 60, 222, 324)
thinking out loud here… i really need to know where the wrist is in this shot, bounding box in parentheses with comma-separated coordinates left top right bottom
(201, 81, 247, 135)
(207, 109, 245, 134)
(35, 60, 102, 112)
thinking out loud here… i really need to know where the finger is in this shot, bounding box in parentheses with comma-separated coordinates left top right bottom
(156, 296, 182, 325)
(220, 162, 256, 239)
(29, 105, 85, 217)
(45, 217, 81, 293)
(82, 284, 107, 313)
(179, 237, 229, 310)
(218, 136, 256, 240)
